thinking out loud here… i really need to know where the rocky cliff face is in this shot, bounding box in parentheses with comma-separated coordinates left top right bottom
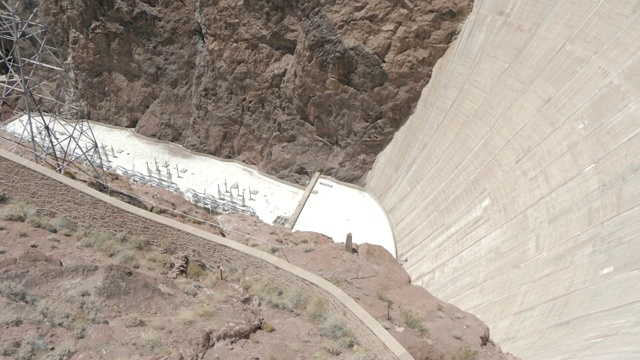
(41, 0, 471, 184)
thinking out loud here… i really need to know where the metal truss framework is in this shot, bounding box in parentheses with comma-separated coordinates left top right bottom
(0, 0, 105, 181)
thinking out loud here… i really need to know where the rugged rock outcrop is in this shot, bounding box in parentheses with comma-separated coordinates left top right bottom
(40, 0, 471, 184)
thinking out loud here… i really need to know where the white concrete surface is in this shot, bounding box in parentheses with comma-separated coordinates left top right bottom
(366, 1, 640, 359)
(4, 117, 398, 258)
(293, 177, 396, 257)
(5, 116, 304, 223)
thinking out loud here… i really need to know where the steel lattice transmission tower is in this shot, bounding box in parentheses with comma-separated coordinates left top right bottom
(0, 0, 105, 181)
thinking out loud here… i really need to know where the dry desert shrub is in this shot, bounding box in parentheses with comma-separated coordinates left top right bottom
(0, 340, 20, 356)
(321, 340, 342, 355)
(261, 321, 275, 332)
(53, 215, 77, 235)
(401, 308, 429, 336)
(16, 334, 46, 360)
(0, 202, 36, 222)
(44, 341, 76, 360)
(145, 252, 172, 272)
(79, 227, 141, 262)
(244, 277, 357, 349)
(37, 301, 74, 328)
(131, 236, 151, 250)
(186, 260, 206, 279)
(176, 306, 215, 325)
(320, 315, 356, 348)
(0, 313, 23, 327)
(452, 346, 479, 360)
(183, 285, 199, 297)
(124, 313, 144, 328)
(0, 281, 27, 303)
(27, 216, 57, 233)
(117, 249, 139, 267)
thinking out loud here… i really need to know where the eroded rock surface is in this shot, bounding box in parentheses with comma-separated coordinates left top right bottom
(41, 0, 471, 184)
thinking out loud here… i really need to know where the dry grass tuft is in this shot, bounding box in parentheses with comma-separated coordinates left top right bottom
(0, 202, 36, 222)
(261, 321, 275, 332)
(452, 346, 479, 360)
(124, 313, 144, 328)
(401, 309, 429, 336)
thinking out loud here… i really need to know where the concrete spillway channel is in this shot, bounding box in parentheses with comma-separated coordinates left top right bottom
(366, 0, 640, 358)
(3, 118, 396, 258)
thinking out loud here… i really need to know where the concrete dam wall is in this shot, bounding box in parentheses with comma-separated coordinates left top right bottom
(366, 0, 640, 359)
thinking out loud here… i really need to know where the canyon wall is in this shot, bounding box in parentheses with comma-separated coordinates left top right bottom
(39, 0, 471, 184)
(366, 0, 640, 358)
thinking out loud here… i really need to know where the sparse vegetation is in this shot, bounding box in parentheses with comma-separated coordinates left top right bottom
(261, 321, 275, 332)
(160, 238, 177, 254)
(27, 216, 58, 233)
(452, 346, 479, 360)
(117, 249, 139, 268)
(244, 277, 357, 349)
(45, 341, 76, 360)
(72, 326, 87, 340)
(320, 315, 356, 348)
(146, 252, 172, 271)
(268, 245, 281, 254)
(187, 261, 206, 279)
(0, 340, 19, 356)
(78, 297, 106, 324)
(286, 286, 310, 310)
(401, 309, 429, 336)
(0, 202, 36, 222)
(0, 281, 27, 303)
(54, 215, 77, 235)
(131, 236, 151, 250)
(377, 291, 393, 320)
(124, 313, 144, 328)
(0, 181, 497, 360)
(176, 306, 215, 325)
(321, 340, 342, 355)
(183, 285, 198, 297)
(1, 314, 23, 327)
(158, 284, 175, 296)
(38, 301, 74, 328)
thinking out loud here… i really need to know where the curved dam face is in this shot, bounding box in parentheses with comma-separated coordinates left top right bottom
(366, 1, 640, 359)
